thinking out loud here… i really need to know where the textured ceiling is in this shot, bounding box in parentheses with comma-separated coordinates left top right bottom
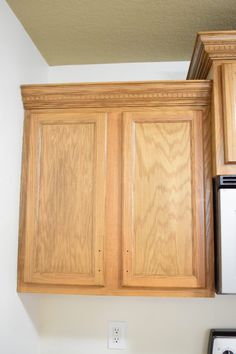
(6, 0, 236, 65)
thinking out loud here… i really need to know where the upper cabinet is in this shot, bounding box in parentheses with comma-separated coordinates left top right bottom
(18, 81, 214, 297)
(187, 31, 236, 175)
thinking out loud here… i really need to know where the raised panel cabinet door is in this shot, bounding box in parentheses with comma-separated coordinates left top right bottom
(222, 63, 236, 164)
(22, 111, 107, 286)
(122, 110, 205, 289)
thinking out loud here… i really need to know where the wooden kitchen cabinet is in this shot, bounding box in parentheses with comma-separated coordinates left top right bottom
(18, 81, 214, 297)
(187, 30, 236, 175)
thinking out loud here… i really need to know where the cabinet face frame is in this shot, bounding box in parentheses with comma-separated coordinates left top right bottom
(122, 111, 206, 289)
(18, 81, 213, 297)
(22, 111, 107, 286)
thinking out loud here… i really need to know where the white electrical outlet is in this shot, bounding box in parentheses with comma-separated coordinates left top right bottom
(108, 321, 127, 350)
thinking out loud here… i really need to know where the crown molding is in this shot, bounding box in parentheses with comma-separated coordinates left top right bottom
(187, 31, 236, 80)
(21, 81, 212, 110)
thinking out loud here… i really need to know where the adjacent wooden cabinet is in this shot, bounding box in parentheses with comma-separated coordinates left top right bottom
(187, 30, 236, 175)
(18, 81, 214, 296)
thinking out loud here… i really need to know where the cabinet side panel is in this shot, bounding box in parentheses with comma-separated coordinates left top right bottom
(133, 121, 193, 276)
(203, 108, 214, 296)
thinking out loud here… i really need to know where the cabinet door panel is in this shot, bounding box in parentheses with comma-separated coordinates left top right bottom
(222, 63, 236, 163)
(122, 111, 205, 289)
(24, 112, 107, 286)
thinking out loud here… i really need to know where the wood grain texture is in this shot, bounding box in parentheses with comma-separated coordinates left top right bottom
(134, 122, 192, 276)
(222, 63, 236, 163)
(36, 123, 94, 275)
(21, 81, 211, 109)
(18, 81, 213, 296)
(202, 108, 215, 295)
(187, 31, 236, 79)
(187, 31, 236, 174)
(23, 111, 107, 286)
(105, 112, 122, 290)
(211, 60, 236, 175)
(122, 111, 205, 288)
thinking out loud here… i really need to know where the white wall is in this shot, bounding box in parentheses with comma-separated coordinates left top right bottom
(0, 1, 47, 353)
(40, 63, 236, 354)
(39, 295, 236, 354)
(48, 61, 189, 83)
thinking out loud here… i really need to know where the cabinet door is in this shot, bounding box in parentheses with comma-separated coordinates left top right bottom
(122, 110, 205, 289)
(23, 111, 107, 286)
(222, 63, 236, 164)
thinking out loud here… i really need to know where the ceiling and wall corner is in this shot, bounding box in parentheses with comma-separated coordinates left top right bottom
(5, 0, 236, 66)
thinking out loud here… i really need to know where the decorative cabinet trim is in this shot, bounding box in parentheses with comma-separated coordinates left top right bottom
(21, 81, 212, 109)
(187, 31, 236, 79)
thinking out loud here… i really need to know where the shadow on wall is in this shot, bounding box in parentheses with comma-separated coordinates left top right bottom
(18, 293, 41, 333)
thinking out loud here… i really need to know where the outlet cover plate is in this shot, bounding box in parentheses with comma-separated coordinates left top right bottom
(108, 321, 127, 350)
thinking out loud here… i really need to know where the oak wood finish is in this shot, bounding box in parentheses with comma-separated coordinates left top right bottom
(22, 111, 107, 286)
(222, 63, 236, 163)
(187, 31, 236, 80)
(211, 60, 236, 175)
(202, 108, 215, 295)
(187, 31, 236, 175)
(21, 81, 211, 109)
(18, 81, 214, 297)
(122, 111, 205, 289)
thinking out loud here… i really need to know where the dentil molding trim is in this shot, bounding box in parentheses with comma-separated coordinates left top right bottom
(21, 81, 212, 109)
